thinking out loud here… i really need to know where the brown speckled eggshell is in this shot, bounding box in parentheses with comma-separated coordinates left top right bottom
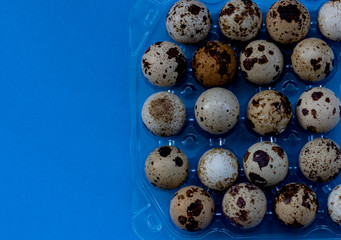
(247, 90, 293, 136)
(291, 38, 334, 82)
(192, 41, 237, 87)
(243, 141, 289, 187)
(265, 0, 311, 44)
(296, 87, 341, 133)
(170, 186, 215, 231)
(240, 40, 284, 85)
(218, 0, 262, 42)
(222, 182, 267, 229)
(273, 183, 318, 228)
(328, 184, 341, 225)
(318, 0, 341, 41)
(195, 87, 240, 134)
(145, 146, 189, 189)
(299, 138, 341, 182)
(142, 92, 186, 137)
(141, 41, 187, 87)
(166, 0, 212, 44)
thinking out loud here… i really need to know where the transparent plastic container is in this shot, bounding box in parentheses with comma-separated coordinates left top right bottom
(129, 0, 341, 239)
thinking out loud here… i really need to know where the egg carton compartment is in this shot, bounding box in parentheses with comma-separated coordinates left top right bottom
(129, 0, 341, 239)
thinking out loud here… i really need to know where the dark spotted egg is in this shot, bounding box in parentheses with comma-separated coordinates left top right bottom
(222, 182, 267, 228)
(145, 146, 189, 189)
(296, 87, 341, 133)
(299, 138, 341, 183)
(170, 186, 215, 231)
(166, 0, 212, 44)
(273, 183, 318, 228)
(141, 41, 187, 87)
(243, 141, 289, 187)
(328, 184, 341, 225)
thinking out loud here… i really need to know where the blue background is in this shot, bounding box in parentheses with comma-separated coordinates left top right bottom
(0, 0, 136, 239)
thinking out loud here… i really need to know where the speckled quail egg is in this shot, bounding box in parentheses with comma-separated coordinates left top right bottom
(247, 90, 293, 136)
(141, 41, 187, 87)
(291, 38, 334, 82)
(198, 148, 239, 191)
(166, 0, 212, 44)
(240, 40, 284, 85)
(192, 41, 237, 87)
(296, 87, 341, 133)
(145, 146, 189, 189)
(273, 183, 318, 228)
(170, 186, 215, 231)
(243, 141, 289, 187)
(195, 88, 240, 134)
(328, 184, 341, 225)
(318, 0, 341, 41)
(265, 0, 311, 44)
(222, 182, 267, 229)
(299, 138, 341, 183)
(142, 91, 186, 137)
(218, 0, 262, 42)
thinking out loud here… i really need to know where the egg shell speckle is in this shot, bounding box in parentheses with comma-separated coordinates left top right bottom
(273, 183, 318, 228)
(218, 0, 262, 42)
(222, 182, 267, 229)
(299, 138, 341, 183)
(291, 38, 334, 82)
(141, 41, 187, 87)
(192, 41, 237, 87)
(166, 0, 212, 44)
(243, 141, 289, 187)
(240, 40, 284, 85)
(145, 146, 189, 189)
(328, 184, 341, 225)
(296, 87, 341, 133)
(142, 91, 186, 137)
(198, 148, 239, 191)
(318, 0, 341, 41)
(195, 87, 240, 135)
(265, 0, 311, 44)
(170, 186, 215, 231)
(247, 90, 293, 136)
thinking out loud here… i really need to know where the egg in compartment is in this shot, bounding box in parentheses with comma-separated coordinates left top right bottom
(243, 141, 289, 187)
(296, 87, 341, 133)
(141, 41, 187, 87)
(145, 146, 189, 189)
(318, 0, 341, 41)
(328, 184, 341, 225)
(170, 186, 215, 231)
(166, 0, 212, 44)
(273, 183, 318, 228)
(222, 182, 267, 229)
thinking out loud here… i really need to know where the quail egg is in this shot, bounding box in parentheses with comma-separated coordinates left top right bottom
(243, 141, 289, 187)
(273, 183, 318, 228)
(145, 146, 189, 189)
(222, 182, 267, 229)
(296, 87, 341, 133)
(166, 0, 212, 44)
(328, 184, 341, 225)
(240, 40, 284, 85)
(192, 41, 237, 87)
(265, 0, 311, 44)
(170, 186, 215, 231)
(299, 138, 341, 183)
(247, 90, 293, 136)
(218, 0, 262, 42)
(141, 41, 187, 87)
(291, 38, 334, 82)
(195, 88, 240, 134)
(142, 91, 186, 137)
(318, 0, 341, 41)
(198, 148, 239, 191)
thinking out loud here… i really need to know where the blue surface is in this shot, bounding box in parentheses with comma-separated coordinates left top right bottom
(0, 0, 136, 239)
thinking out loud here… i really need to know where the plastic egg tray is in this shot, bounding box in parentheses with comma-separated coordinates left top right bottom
(129, 0, 341, 239)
